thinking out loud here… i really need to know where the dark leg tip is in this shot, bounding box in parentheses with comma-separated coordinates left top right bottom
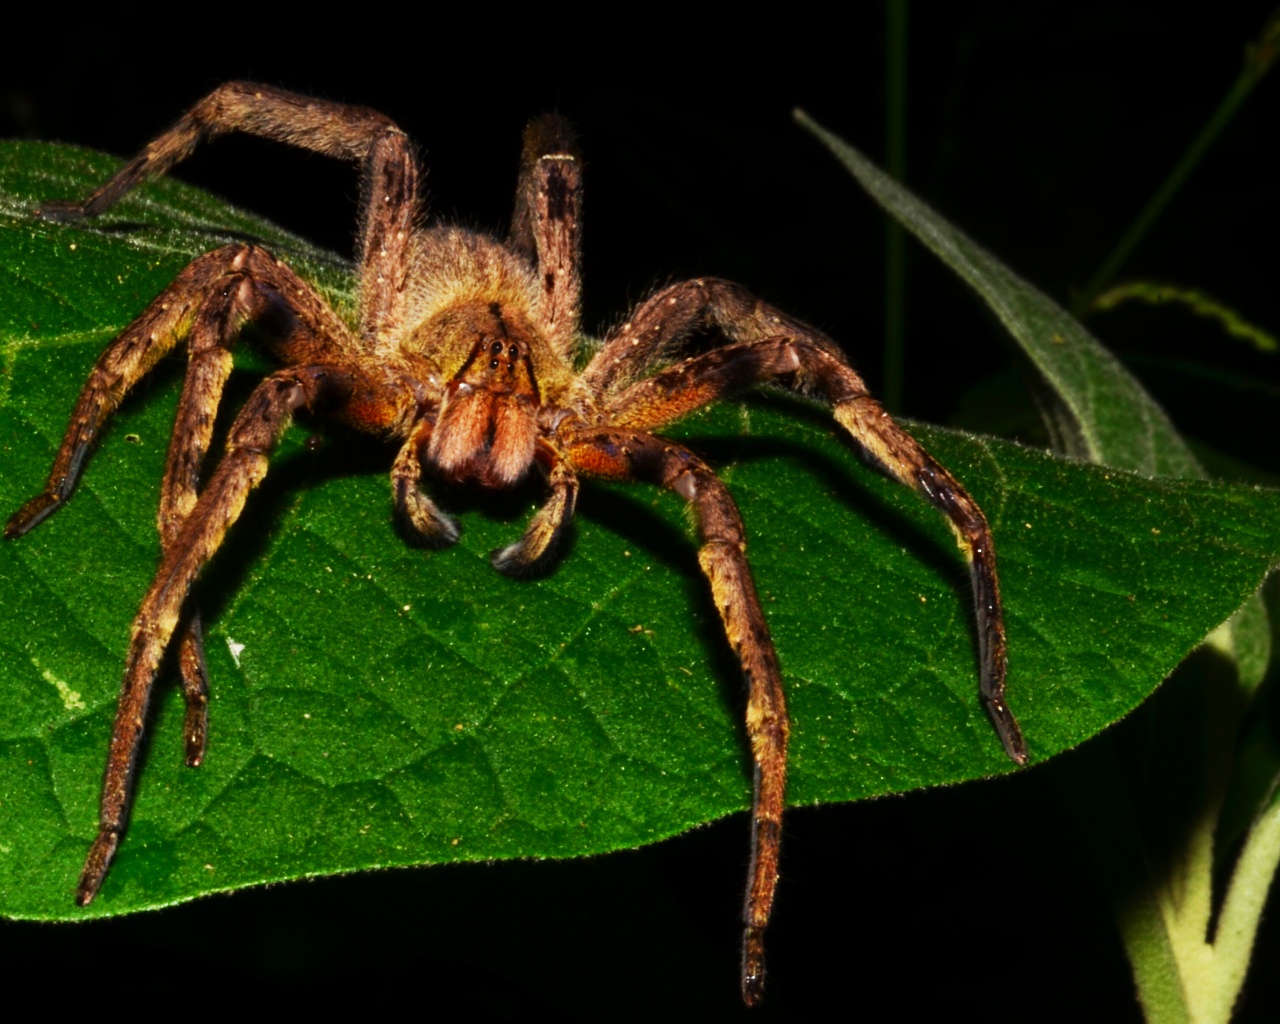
(6, 493, 63, 539)
(76, 830, 120, 907)
(33, 200, 88, 223)
(741, 927, 767, 1007)
(490, 542, 539, 577)
(985, 697, 1029, 765)
(396, 502, 460, 549)
(184, 709, 208, 767)
(178, 621, 210, 767)
(490, 532, 564, 579)
(180, 684, 209, 767)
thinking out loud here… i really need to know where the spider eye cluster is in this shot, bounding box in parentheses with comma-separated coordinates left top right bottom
(487, 340, 520, 371)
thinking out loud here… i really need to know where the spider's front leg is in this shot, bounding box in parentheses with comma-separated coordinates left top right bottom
(7, 245, 370, 773)
(76, 362, 360, 906)
(586, 278, 1026, 765)
(560, 427, 786, 1006)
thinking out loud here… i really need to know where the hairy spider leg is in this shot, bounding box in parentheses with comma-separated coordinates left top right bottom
(156, 243, 396, 764)
(156, 254, 247, 767)
(557, 426, 787, 1006)
(32, 82, 421, 349)
(3, 233, 409, 905)
(833, 399, 1022, 762)
(75, 360, 368, 905)
(570, 276, 1026, 1000)
(591, 277, 1024, 763)
(509, 114, 583, 362)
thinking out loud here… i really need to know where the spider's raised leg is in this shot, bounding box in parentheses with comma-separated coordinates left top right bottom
(509, 114, 582, 361)
(588, 278, 1026, 765)
(77, 361, 360, 906)
(34, 82, 420, 346)
(560, 426, 786, 1006)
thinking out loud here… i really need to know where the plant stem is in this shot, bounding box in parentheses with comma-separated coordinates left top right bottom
(1090, 282, 1279, 353)
(1209, 797, 1280, 1020)
(1075, 8, 1280, 315)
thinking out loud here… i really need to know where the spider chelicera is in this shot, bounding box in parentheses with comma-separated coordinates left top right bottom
(5, 84, 1027, 1005)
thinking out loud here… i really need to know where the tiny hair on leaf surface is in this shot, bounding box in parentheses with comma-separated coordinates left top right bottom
(1, 131, 1278, 943)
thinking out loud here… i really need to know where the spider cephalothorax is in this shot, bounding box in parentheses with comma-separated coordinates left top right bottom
(6, 84, 1026, 1005)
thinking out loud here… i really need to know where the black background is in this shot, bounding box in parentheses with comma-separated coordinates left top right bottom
(3, 4, 1279, 1019)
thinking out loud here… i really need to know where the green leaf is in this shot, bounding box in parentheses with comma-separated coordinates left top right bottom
(795, 110, 1280, 1024)
(2, 140, 1278, 921)
(796, 110, 1202, 480)
(798, 107, 1273, 705)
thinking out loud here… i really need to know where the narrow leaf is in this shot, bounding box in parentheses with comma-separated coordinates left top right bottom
(796, 109, 1202, 479)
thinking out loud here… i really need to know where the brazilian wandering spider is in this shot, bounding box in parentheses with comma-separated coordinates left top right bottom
(5, 84, 1027, 1005)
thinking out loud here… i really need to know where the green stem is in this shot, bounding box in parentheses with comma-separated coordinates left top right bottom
(1056, 733, 1194, 1024)
(1208, 798, 1280, 1018)
(1056, 623, 1275, 1024)
(1091, 282, 1278, 353)
(1075, 9, 1280, 314)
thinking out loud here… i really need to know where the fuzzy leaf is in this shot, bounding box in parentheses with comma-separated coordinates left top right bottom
(798, 111, 1275, 684)
(797, 111, 1202, 479)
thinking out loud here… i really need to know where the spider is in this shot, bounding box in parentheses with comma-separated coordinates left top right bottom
(6, 84, 1027, 1005)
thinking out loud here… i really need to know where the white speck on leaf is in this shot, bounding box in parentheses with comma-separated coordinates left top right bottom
(34, 659, 85, 712)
